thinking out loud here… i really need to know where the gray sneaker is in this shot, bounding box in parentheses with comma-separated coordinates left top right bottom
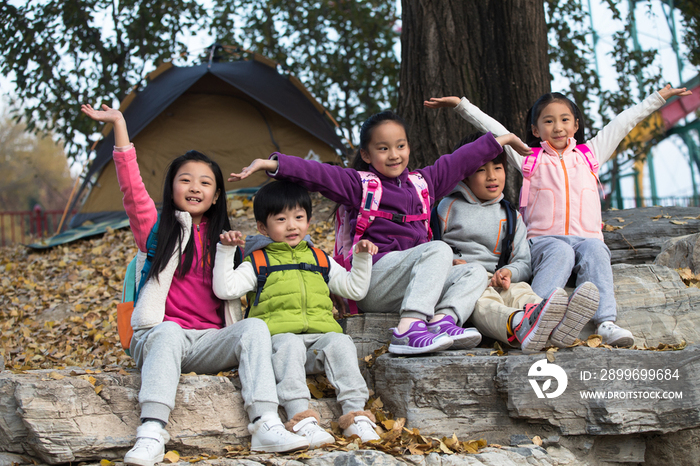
(509, 289, 567, 354)
(550, 282, 599, 348)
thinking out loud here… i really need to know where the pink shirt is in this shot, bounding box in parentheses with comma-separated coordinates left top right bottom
(114, 147, 223, 330)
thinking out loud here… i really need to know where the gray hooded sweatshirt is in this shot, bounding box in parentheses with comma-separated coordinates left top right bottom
(436, 181, 531, 284)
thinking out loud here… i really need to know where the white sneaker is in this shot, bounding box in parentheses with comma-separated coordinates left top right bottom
(124, 422, 170, 466)
(343, 415, 380, 442)
(249, 413, 309, 453)
(597, 321, 634, 347)
(292, 416, 335, 448)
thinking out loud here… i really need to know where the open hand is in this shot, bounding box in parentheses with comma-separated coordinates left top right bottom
(220, 230, 245, 247)
(423, 96, 461, 109)
(354, 240, 378, 255)
(228, 158, 278, 182)
(658, 84, 693, 100)
(81, 104, 124, 124)
(496, 133, 533, 157)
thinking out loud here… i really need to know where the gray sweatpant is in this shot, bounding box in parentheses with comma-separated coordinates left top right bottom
(529, 235, 616, 325)
(357, 241, 489, 325)
(271, 332, 368, 418)
(131, 318, 279, 425)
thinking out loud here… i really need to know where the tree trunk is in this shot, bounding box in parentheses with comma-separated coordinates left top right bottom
(397, 0, 550, 204)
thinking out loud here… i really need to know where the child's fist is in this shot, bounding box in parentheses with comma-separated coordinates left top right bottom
(453, 259, 467, 265)
(220, 230, 245, 247)
(490, 268, 512, 290)
(354, 240, 378, 255)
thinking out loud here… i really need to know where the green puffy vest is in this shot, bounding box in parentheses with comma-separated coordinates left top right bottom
(245, 241, 343, 335)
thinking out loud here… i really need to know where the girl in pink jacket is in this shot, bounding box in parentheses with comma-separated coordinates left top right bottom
(426, 85, 691, 347)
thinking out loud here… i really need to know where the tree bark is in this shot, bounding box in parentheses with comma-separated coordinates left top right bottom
(397, 0, 550, 204)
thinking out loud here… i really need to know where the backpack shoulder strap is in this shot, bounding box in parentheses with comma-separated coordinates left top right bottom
(250, 249, 270, 307)
(519, 147, 542, 211)
(575, 144, 599, 173)
(135, 218, 160, 301)
(353, 171, 383, 246)
(309, 247, 330, 283)
(496, 199, 517, 270)
(408, 171, 432, 239)
(429, 204, 441, 241)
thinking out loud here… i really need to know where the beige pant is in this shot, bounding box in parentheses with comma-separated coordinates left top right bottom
(470, 280, 541, 344)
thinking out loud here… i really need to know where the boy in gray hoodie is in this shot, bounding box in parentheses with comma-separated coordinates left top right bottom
(435, 133, 600, 353)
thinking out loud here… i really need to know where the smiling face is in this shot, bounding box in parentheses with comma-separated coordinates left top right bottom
(360, 121, 410, 178)
(465, 160, 506, 202)
(531, 101, 579, 151)
(171, 161, 220, 225)
(257, 205, 310, 248)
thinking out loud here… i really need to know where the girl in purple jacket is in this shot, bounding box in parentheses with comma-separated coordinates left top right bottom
(230, 111, 531, 355)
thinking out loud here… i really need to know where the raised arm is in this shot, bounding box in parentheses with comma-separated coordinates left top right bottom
(587, 85, 691, 165)
(425, 96, 525, 172)
(81, 103, 156, 250)
(81, 104, 131, 148)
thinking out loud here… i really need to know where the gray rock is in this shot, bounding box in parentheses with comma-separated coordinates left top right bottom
(510, 434, 533, 446)
(612, 264, 700, 347)
(602, 207, 700, 265)
(0, 369, 339, 464)
(654, 232, 700, 273)
(374, 345, 700, 439)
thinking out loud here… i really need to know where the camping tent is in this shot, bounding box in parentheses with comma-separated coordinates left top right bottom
(68, 55, 346, 228)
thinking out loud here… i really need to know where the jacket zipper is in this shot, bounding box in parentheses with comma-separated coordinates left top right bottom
(557, 151, 571, 235)
(294, 249, 309, 332)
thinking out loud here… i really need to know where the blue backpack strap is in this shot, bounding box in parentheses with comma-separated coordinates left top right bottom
(135, 218, 160, 302)
(496, 199, 517, 270)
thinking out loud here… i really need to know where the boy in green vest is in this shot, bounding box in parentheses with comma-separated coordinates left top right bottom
(213, 180, 381, 449)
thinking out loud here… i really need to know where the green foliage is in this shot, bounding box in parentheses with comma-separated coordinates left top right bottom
(545, 0, 602, 139)
(210, 0, 400, 147)
(676, 0, 700, 67)
(0, 0, 208, 161)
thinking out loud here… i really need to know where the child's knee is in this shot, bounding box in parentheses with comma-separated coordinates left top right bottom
(424, 240, 454, 264)
(272, 333, 306, 355)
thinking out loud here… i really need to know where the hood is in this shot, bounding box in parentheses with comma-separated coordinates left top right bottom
(449, 180, 503, 206)
(243, 234, 315, 257)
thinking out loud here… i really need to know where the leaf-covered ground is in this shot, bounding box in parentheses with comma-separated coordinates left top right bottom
(0, 194, 337, 372)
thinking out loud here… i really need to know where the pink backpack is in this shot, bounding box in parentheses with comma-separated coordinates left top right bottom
(333, 171, 432, 267)
(519, 144, 600, 213)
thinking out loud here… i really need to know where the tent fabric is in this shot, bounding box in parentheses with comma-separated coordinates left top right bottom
(69, 60, 345, 228)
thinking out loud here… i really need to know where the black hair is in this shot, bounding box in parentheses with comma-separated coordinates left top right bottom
(453, 131, 507, 168)
(147, 150, 231, 282)
(253, 180, 312, 225)
(346, 111, 409, 171)
(525, 92, 586, 147)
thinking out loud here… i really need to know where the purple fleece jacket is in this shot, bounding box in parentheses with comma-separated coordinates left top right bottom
(271, 132, 503, 263)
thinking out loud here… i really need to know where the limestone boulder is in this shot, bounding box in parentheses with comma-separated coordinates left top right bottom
(654, 232, 700, 273)
(374, 345, 700, 440)
(612, 264, 700, 347)
(0, 369, 339, 464)
(602, 206, 700, 265)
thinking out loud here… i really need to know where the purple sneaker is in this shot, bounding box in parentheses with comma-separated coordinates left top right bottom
(550, 282, 599, 348)
(426, 315, 482, 350)
(389, 321, 454, 355)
